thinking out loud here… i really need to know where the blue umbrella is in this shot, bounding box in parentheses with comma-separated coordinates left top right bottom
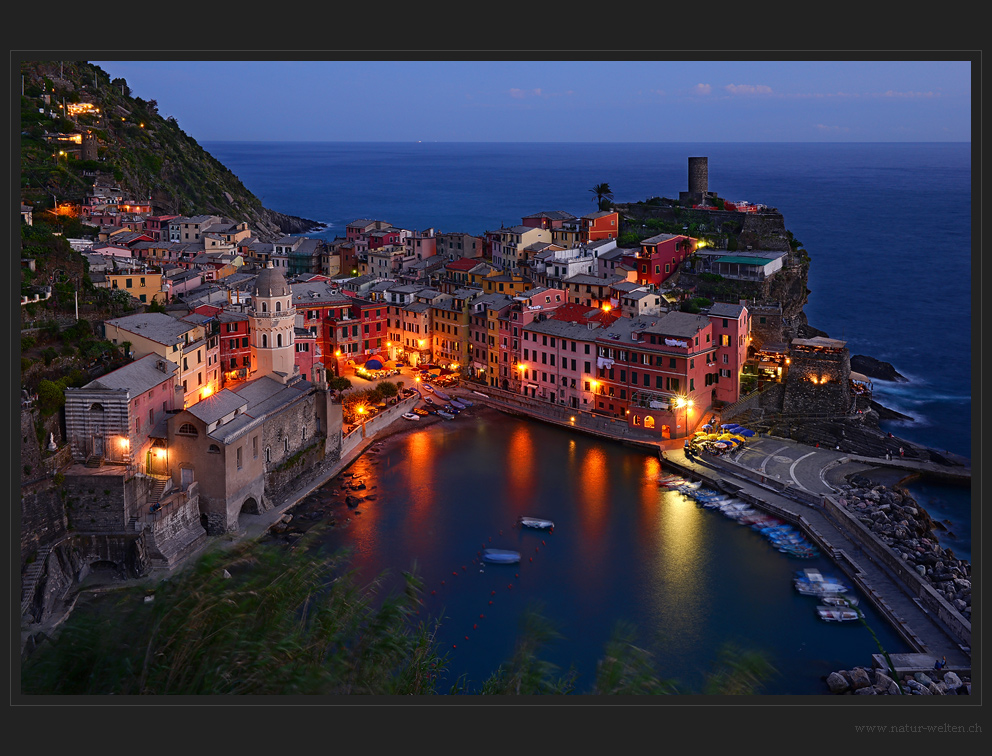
(738, 428, 756, 437)
(720, 424, 739, 430)
(364, 358, 384, 370)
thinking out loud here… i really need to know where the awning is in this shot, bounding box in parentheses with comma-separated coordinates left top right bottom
(525, 383, 538, 389)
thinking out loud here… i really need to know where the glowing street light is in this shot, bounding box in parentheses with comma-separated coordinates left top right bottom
(674, 394, 694, 437)
(356, 403, 368, 438)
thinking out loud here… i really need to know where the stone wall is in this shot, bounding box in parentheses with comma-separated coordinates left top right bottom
(63, 467, 145, 533)
(747, 303, 786, 351)
(142, 487, 207, 568)
(782, 349, 851, 415)
(20, 478, 69, 566)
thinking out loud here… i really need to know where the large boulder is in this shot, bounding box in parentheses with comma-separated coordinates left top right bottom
(825, 672, 850, 694)
(850, 667, 872, 690)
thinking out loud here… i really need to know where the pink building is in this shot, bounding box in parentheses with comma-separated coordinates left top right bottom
(622, 233, 697, 287)
(706, 302, 751, 405)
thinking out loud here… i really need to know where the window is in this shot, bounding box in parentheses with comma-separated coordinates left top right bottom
(253, 436, 258, 458)
(208, 444, 220, 453)
(723, 353, 729, 364)
(178, 423, 198, 437)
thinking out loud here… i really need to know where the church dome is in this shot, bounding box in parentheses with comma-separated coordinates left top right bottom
(253, 264, 291, 299)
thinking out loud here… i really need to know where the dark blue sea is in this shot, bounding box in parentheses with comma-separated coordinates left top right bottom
(203, 141, 973, 690)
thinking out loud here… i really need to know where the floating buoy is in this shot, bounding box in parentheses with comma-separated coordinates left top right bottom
(431, 590, 436, 595)
(499, 530, 502, 535)
(508, 584, 513, 589)
(452, 571, 458, 576)
(491, 590, 496, 595)
(489, 600, 493, 605)
(529, 557, 533, 562)
(462, 565, 467, 571)
(453, 644, 457, 649)
(480, 614, 485, 619)
(465, 636, 469, 640)
(515, 574, 519, 578)
(473, 624, 477, 630)
(542, 540, 546, 546)
(441, 581, 445, 585)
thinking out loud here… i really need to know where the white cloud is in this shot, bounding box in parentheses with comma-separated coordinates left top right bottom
(725, 83, 773, 95)
(814, 124, 851, 133)
(876, 90, 938, 98)
(694, 83, 712, 95)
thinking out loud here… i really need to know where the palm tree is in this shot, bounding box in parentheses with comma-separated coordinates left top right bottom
(590, 182, 614, 211)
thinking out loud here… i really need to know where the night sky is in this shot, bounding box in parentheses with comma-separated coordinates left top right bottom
(88, 59, 971, 143)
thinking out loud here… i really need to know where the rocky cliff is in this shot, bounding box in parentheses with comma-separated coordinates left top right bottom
(20, 60, 319, 241)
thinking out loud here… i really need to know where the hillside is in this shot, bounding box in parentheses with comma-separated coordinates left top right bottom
(19, 60, 318, 240)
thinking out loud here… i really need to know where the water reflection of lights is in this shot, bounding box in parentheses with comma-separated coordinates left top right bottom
(505, 425, 535, 515)
(652, 488, 707, 640)
(577, 447, 608, 538)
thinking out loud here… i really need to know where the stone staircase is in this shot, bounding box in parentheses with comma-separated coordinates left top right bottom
(149, 477, 168, 503)
(85, 454, 103, 468)
(21, 546, 51, 618)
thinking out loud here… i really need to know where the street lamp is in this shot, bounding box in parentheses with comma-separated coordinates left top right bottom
(674, 394, 694, 437)
(356, 403, 368, 438)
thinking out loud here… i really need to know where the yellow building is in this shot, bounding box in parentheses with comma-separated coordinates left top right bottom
(107, 271, 167, 304)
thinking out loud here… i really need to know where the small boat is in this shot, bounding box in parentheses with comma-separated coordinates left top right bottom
(794, 568, 850, 596)
(413, 408, 429, 415)
(820, 594, 859, 607)
(450, 399, 467, 409)
(816, 605, 863, 622)
(458, 398, 474, 406)
(659, 477, 688, 488)
(482, 548, 521, 564)
(431, 386, 451, 401)
(472, 390, 490, 398)
(422, 383, 435, 393)
(519, 517, 554, 530)
(423, 396, 435, 404)
(401, 412, 420, 421)
(437, 410, 455, 420)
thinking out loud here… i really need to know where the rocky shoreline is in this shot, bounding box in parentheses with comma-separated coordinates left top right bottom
(825, 665, 970, 696)
(835, 474, 971, 622)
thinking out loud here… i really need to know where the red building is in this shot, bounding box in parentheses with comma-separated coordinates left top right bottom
(581, 210, 619, 242)
(143, 214, 180, 242)
(216, 310, 252, 385)
(622, 233, 696, 288)
(591, 311, 721, 437)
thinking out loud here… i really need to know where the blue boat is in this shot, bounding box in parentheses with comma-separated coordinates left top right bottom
(450, 398, 467, 409)
(482, 548, 521, 564)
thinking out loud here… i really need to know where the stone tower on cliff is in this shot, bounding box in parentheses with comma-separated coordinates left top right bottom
(680, 156, 718, 207)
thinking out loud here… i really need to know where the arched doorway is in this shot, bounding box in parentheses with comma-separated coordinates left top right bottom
(240, 496, 260, 515)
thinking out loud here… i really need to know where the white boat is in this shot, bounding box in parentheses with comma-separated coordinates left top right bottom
(794, 568, 850, 596)
(422, 383, 435, 393)
(519, 517, 554, 530)
(820, 594, 859, 607)
(401, 412, 420, 421)
(482, 548, 521, 564)
(437, 410, 455, 420)
(816, 605, 863, 622)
